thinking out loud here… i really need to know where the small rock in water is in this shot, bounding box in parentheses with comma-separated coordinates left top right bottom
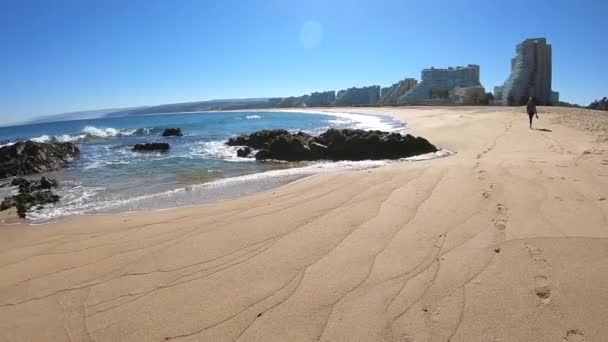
(132, 143, 170, 152)
(162, 128, 183, 137)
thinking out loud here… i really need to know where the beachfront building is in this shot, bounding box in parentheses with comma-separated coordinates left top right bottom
(378, 78, 418, 105)
(450, 86, 487, 104)
(304, 91, 336, 106)
(496, 38, 555, 105)
(334, 86, 381, 106)
(397, 65, 482, 104)
(551, 91, 560, 104)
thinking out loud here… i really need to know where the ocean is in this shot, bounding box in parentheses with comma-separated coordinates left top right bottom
(0, 110, 413, 222)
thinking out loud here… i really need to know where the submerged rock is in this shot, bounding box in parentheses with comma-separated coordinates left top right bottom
(162, 128, 183, 137)
(0, 141, 80, 179)
(0, 177, 60, 218)
(132, 143, 170, 152)
(227, 128, 437, 161)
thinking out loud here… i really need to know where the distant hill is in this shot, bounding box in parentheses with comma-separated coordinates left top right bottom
(30, 107, 146, 124)
(28, 98, 274, 124)
(105, 98, 272, 117)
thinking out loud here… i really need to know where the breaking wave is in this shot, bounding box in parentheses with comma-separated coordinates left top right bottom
(29, 126, 155, 143)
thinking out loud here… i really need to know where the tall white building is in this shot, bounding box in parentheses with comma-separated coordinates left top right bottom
(496, 38, 555, 105)
(398, 65, 482, 104)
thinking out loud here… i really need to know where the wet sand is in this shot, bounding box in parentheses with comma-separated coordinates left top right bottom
(0, 106, 607, 341)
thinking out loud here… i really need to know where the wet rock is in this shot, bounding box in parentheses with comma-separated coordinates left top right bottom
(132, 143, 170, 152)
(227, 129, 290, 149)
(314, 129, 437, 161)
(1, 177, 60, 218)
(227, 128, 437, 161)
(162, 128, 183, 137)
(0, 141, 80, 179)
(237, 147, 254, 158)
(254, 132, 314, 161)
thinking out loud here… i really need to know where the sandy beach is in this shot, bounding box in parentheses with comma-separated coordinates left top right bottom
(0, 106, 607, 341)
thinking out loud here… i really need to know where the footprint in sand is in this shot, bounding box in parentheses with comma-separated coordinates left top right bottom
(563, 329, 585, 342)
(422, 304, 441, 323)
(492, 204, 508, 230)
(534, 275, 551, 304)
(525, 244, 547, 263)
(483, 185, 496, 199)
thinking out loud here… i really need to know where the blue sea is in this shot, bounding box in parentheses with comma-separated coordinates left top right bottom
(0, 111, 410, 222)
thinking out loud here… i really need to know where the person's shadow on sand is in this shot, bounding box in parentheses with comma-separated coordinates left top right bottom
(535, 128, 553, 132)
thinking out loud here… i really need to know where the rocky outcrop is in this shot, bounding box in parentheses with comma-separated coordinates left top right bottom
(253, 132, 321, 161)
(0, 177, 60, 218)
(162, 128, 183, 137)
(237, 147, 254, 158)
(227, 130, 290, 149)
(227, 129, 437, 161)
(132, 143, 170, 152)
(0, 141, 80, 180)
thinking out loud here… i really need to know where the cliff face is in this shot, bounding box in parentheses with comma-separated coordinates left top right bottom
(378, 78, 418, 105)
(334, 86, 381, 106)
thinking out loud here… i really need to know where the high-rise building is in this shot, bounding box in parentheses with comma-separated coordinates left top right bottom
(496, 38, 555, 105)
(378, 78, 418, 104)
(398, 65, 482, 104)
(304, 91, 336, 106)
(334, 86, 381, 105)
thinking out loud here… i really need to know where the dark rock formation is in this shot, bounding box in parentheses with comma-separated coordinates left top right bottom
(237, 147, 254, 158)
(227, 129, 437, 161)
(132, 143, 170, 152)
(254, 132, 317, 161)
(0, 141, 80, 180)
(162, 128, 183, 137)
(227, 130, 290, 149)
(315, 129, 437, 160)
(1, 177, 60, 218)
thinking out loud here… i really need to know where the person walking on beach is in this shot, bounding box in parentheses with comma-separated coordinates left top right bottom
(526, 97, 538, 129)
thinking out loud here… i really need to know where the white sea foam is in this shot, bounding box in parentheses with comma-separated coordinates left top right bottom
(189, 140, 253, 162)
(27, 148, 453, 223)
(245, 115, 262, 119)
(0, 141, 16, 148)
(267, 109, 405, 132)
(27, 126, 153, 144)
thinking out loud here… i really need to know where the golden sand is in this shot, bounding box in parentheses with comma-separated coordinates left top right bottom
(1, 106, 606, 341)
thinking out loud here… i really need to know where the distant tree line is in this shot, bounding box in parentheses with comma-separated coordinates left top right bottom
(588, 97, 608, 111)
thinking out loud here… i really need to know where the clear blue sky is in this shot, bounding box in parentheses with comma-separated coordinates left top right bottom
(1, 0, 607, 124)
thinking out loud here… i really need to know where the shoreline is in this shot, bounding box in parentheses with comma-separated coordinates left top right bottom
(1, 106, 607, 341)
(0, 109, 416, 224)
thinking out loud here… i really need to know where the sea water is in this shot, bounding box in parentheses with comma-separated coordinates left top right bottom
(0, 111, 411, 222)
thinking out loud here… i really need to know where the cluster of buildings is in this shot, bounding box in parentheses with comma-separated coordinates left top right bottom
(270, 38, 558, 107)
